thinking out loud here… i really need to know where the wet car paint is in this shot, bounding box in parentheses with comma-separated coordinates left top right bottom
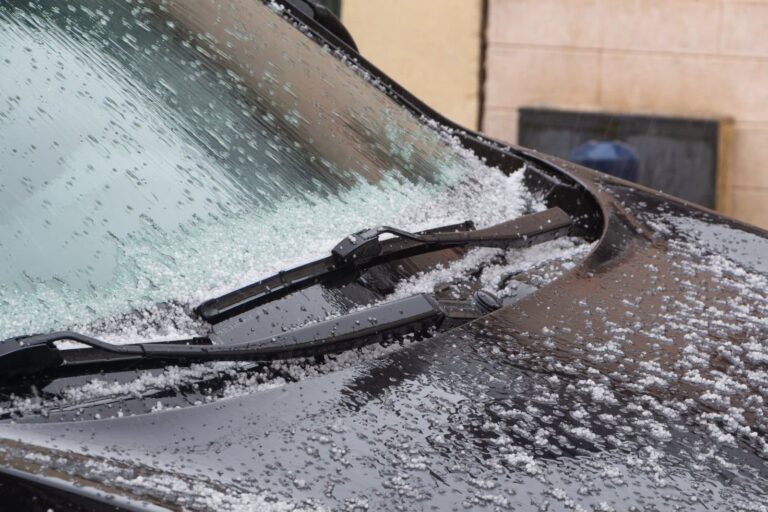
(0, 1, 766, 511)
(0, 152, 766, 511)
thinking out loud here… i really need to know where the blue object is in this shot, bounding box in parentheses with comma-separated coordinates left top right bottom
(569, 140, 640, 182)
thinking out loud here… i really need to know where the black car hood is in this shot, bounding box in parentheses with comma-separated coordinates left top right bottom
(1, 154, 767, 510)
(1, 1, 767, 509)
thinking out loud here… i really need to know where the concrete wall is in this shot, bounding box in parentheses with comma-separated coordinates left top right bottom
(483, 0, 768, 227)
(341, 0, 484, 130)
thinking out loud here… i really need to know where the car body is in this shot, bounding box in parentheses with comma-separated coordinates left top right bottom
(0, 0, 766, 510)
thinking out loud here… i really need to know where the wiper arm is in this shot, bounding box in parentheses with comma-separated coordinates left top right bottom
(0, 292, 501, 382)
(197, 207, 572, 323)
(0, 210, 571, 382)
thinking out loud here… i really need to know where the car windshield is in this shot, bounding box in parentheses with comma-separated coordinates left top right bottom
(0, 0, 538, 340)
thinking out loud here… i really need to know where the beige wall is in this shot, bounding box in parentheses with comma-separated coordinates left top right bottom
(483, 0, 768, 228)
(341, 0, 484, 130)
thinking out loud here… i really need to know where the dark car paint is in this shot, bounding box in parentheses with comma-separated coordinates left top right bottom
(0, 0, 767, 510)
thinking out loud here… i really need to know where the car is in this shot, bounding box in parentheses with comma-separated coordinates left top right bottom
(0, 0, 766, 510)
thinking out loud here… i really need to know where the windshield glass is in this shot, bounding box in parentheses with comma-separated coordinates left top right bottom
(0, 0, 525, 339)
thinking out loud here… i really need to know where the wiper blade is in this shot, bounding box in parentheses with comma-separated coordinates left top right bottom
(0, 209, 570, 382)
(0, 292, 501, 382)
(197, 207, 572, 323)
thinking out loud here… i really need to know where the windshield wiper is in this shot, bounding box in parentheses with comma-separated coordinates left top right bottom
(196, 207, 572, 323)
(0, 292, 501, 382)
(0, 208, 572, 382)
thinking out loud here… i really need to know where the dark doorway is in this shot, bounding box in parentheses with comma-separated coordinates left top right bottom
(518, 108, 721, 208)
